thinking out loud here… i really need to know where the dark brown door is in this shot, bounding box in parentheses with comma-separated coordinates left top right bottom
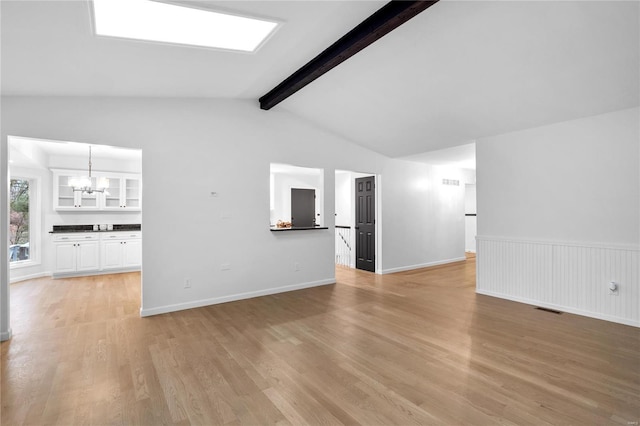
(291, 188, 315, 228)
(355, 176, 375, 272)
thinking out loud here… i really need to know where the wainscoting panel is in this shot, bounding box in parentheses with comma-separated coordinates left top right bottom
(477, 236, 639, 326)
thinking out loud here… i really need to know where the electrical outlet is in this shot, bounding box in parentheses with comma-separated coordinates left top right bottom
(609, 281, 619, 296)
(184, 278, 191, 289)
(221, 263, 231, 271)
(293, 262, 300, 272)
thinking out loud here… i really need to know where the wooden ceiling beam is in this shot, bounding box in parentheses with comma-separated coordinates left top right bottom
(259, 0, 439, 110)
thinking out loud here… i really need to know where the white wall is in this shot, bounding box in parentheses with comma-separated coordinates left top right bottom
(48, 154, 141, 174)
(334, 171, 352, 227)
(0, 96, 469, 337)
(478, 108, 639, 244)
(477, 107, 640, 326)
(381, 162, 466, 273)
(465, 184, 477, 253)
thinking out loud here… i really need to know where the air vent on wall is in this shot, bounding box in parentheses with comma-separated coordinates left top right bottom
(442, 179, 459, 186)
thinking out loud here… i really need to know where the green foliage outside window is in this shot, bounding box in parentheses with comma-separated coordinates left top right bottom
(9, 179, 30, 262)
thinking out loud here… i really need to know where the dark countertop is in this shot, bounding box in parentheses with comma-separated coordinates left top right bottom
(50, 224, 141, 234)
(270, 226, 329, 232)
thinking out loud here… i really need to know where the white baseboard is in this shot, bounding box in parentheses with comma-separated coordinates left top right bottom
(381, 257, 466, 275)
(476, 289, 640, 328)
(140, 278, 336, 317)
(10, 271, 51, 284)
(0, 329, 12, 341)
(52, 267, 140, 279)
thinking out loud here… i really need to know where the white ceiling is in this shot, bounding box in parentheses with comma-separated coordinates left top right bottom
(280, 1, 639, 157)
(2, 0, 638, 163)
(0, 1, 385, 98)
(401, 142, 476, 170)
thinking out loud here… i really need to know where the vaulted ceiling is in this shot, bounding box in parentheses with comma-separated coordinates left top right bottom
(2, 1, 638, 159)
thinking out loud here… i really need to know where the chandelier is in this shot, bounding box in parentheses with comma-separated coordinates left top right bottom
(69, 146, 109, 194)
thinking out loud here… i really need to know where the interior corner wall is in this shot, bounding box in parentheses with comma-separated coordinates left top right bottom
(476, 107, 640, 326)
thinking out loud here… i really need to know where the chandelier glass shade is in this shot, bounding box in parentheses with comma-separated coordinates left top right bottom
(70, 146, 109, 194)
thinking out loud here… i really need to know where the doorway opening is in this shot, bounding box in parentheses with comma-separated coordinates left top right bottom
(5, 136, 143, 337)
(270, 163, 324, 229)
(335, 170, 379, 273)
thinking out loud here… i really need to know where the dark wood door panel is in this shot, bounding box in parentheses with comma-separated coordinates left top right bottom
(355, 176, 375, 272)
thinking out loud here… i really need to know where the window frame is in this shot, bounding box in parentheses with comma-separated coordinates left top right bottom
(9, 174, 41, 269)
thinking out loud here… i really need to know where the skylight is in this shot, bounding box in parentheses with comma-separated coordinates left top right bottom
(92, 0, 279, 52)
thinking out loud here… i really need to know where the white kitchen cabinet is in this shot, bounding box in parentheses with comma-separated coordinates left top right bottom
(123, 239, 142, 266)
(53, 173, 101, 210)
(52, 234, 100, 275)
(100, 232, 142, 271)
(77, 241, 100, 271)
(102, 178, 122, 210)
(54, 242, 77, 274)
(52, 169, 141, 212)
(102, 175, 141, 211)
(52, 231, 141, 277)
(101, 240, 124, 269)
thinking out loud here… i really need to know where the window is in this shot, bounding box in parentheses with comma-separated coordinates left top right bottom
(9, 179, 30, 262)
(92, 0, 279, 52)
(9, 177, 39, 267)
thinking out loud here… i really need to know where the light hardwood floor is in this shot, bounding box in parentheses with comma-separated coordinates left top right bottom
(2, 257, 639, 425)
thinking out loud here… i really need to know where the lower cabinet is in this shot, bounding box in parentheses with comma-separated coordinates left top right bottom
(123, 239, 142, 267)
(53, 234, 100, 274)
(52, 231, 141, 277)
(101, 233, 142, 271)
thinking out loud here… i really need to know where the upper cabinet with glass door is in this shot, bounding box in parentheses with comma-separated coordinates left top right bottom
(101, 174, 142, 211)
(53, 172, 101, 210)
(52, 169, 141, 211)
(124, 177, 141, 209)
(102, 177, 121, 209)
